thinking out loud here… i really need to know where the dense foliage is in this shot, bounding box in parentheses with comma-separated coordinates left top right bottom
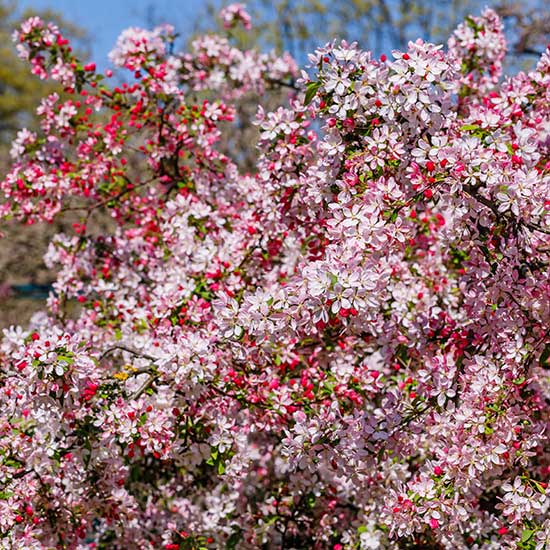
(1, 5, 550, 549)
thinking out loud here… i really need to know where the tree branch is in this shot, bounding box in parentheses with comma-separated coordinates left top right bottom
(98, 345, 158, 363)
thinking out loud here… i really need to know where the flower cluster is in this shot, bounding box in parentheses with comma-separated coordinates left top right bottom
(1, 6, 550, 550)
(219, 3, 252, 31)
(448, 9, 507, 94)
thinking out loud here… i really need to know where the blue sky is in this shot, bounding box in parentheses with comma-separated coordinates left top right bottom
(18, 0, 205, 68)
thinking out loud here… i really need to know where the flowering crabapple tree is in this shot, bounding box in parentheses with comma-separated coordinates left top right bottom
(1, 4, 550, 549)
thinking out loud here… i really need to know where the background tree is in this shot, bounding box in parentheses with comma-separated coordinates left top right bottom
(0, 0, 87, 328)
(496, 1, 550, 57)
(186, 0, 550, 173)
(0, 1, 87, 150)
(197, 0, 550, 63)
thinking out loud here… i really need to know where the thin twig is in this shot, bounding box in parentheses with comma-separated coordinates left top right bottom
(131, 373, 159, 400)
(98, 345, 157, 363)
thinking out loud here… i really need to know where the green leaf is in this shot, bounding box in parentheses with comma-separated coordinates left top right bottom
(460, 124, 480, 132)
(3, 458, 23, 468)
(521, 529, 535, 543)
(531, 480, 546, 494)
(57, 354, 74, 365)
(540, 345, 550, 368)
(305, 492, 316, 508)
(304, 81, 321, 105)
(226, 530, 242, 550)
(206, 448, 218, 466)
